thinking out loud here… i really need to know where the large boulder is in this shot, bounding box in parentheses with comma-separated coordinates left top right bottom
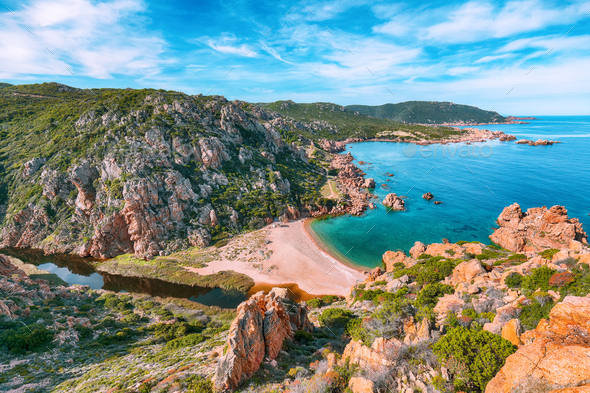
(213, 289, 311, 391)
(486, 296, 590, 392)
(382, 193, 405, 211)
(490, 203, 587, 252)
(450, 259, 487, 285)
(409, 241, 427, 258)
(382, 250, 415, 271)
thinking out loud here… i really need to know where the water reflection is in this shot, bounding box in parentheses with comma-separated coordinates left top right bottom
(0, 248, 246, 308)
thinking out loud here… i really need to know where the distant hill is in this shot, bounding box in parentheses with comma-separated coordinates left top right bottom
(346, 101, 506, 124)
(0, 83, 13, 89)
(259, 100, 463, 141)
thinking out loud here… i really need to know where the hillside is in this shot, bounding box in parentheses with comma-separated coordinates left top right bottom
(0, 83, 472, 262)
(259, 100, 465, 141)
(346, 101, 506, 124)
(0, 82, 332, 260)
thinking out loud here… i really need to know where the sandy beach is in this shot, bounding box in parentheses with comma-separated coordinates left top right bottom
(187, 219, 365, 297)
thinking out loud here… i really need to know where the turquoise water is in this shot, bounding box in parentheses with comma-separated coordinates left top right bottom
(311, 116, 590, 269)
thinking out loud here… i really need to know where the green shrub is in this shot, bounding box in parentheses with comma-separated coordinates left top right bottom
(122, 313, 141, 324)
(548, 272, 575, 288)
(321, 295, 339, 304)
(318, 308, 354, 329)
(165, 333, 205, 350)
(185, 375, 213, 393)
(507, 254, 527, 263)
(306, 298, 323, 309)
(519, 298, 554, 330)
(416, 283, 454, 308)
(0, 323, 54, 353)
(294, 330, 313, 343)
(433, 327, 517, 391)
(522, 266, 557, 291)
(539, 249, 559, 259)
(505, 272, 523, 288)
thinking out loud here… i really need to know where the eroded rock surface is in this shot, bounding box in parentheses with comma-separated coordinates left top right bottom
(213, 288, 312, 391)
(486, 296, 590, 393)
(490, 203, 587, 252)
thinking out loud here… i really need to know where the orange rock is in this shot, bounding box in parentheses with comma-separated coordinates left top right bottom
(451, 259, 486, 285)
(382, 251, 415, 271)
(501, 319, 523, 346)
(214, 289, 312, 391)
(348, 377, 375, 393)
(425, 242, 464, 258)
(486, 297, 590, 393)
(549, 386, 590, 393)
(490, 203, 587, 252)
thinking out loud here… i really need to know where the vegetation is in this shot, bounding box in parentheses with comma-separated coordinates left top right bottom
(433, 327, 517, 391)
(259, 100, 466, 142)
(346, 101, 506, 124)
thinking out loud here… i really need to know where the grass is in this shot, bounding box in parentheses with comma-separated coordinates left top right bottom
(94, 253, 254, 292)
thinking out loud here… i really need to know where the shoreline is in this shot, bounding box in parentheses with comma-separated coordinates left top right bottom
(302, 218, 369, 273)
(188, 219, 366, 297)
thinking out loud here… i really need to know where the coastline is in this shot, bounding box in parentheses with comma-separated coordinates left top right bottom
(302, 218, 368, 273)
(188, 219, 365, 297)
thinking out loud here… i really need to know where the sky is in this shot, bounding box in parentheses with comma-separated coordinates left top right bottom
(1, 0, 589, 115)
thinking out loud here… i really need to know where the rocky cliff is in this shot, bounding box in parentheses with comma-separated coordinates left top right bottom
(213, 288, 312, 391)
(0, 83, 334, 259)
(490, 203, 588, 252)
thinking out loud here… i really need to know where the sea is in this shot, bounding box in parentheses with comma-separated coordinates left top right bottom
(310, 116, 590, 270)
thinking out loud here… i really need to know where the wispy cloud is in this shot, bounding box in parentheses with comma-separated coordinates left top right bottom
(206, 36, 257, 57)
(0, 0, 166, 79)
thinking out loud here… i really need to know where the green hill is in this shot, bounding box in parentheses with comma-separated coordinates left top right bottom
(259, 100, 464, 141)
(346, 101, 506, 124)
(0, 82, 331, 259)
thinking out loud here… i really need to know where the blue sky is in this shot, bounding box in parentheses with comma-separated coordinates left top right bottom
(1, 0, 589, 115)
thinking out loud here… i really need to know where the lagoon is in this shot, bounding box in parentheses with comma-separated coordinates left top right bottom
(311, 116, 590, 269)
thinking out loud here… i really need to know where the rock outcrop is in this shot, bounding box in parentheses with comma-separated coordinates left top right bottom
(0, 93, 330, 259)
(383, 193, 405, 211)
(490, 203, 588, 252)
(213, 288, 312, 391)
(422, 192, 434, 200)
(486, 296, 590, 393)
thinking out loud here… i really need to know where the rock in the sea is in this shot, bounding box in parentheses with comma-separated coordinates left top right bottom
(490, 203, 588, 252)
(434, 201, 442, 204)
(363, 178, 375, 188)
(422, 192, 434, 200)
(213, 288, 312, 391)
(383, 193, 405, 211)
(486, 296, 590, 392)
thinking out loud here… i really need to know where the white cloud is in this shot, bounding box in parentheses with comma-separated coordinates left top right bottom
(426, 0, 582, 43)
(474, 54, 512, 63)
(0, 0, 166, 79)
(207, 37, 257, 57)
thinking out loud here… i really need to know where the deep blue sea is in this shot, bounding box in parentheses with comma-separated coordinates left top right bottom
(311, 116, 590, 269)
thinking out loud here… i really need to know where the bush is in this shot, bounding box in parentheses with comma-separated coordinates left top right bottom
(520, 299, 554, 330)
(122, 312, 141, 323)
(522, 266, 557, 291)
(294, 330, 313, 343)
(539, 248, 560, 259)
(505, 272, 523, 288)
(0, 323, 54, 353)
(548, 272, 575, 288)
(318, 308, 354, 329)
(185, 375, 213, 393)
(433, 327, 517, 391)
(165, 333, 206, 350)
(306, 298, 323, 309)
(416, 283, 454, 308)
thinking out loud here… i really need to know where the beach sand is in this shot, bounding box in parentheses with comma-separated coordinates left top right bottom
(187, 219, 366, 297)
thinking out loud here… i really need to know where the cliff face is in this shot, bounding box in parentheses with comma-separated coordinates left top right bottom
(213, 288, 312, 391)
(0, 84, 329, 259)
